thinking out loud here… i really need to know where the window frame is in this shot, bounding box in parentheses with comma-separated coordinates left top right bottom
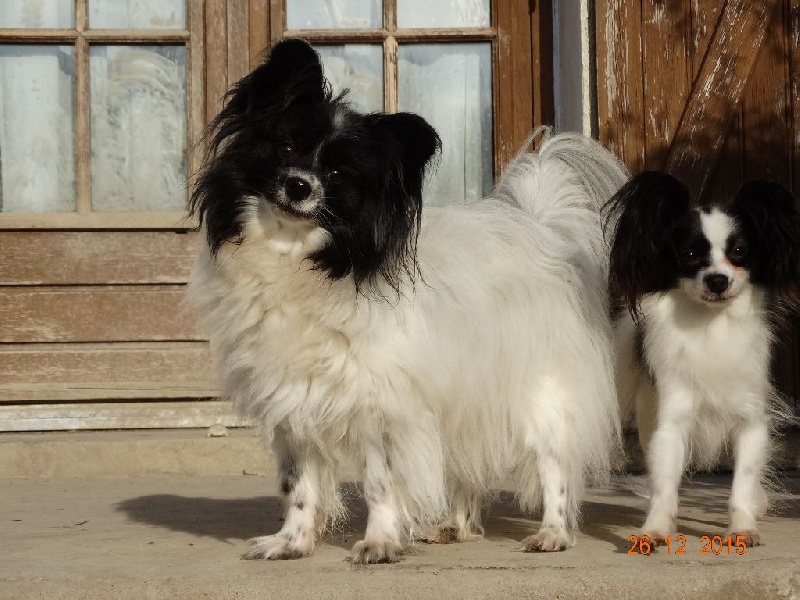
(270, 0, 554, 177)
(0, 0, 204, 230)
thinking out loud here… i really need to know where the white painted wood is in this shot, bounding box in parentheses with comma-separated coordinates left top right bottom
(0, 401, 249, 432)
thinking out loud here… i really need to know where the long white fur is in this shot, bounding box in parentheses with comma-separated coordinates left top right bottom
(188, 129, 628, 561)
(616, 208, 774, 543)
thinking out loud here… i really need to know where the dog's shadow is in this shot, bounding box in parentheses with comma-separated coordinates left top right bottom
(117, 477, 800, 553)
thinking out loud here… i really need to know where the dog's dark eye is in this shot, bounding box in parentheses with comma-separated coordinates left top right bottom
(728, 244, 748, 264)
(277, 143, 297, 160)
(680, 249, 696, 263)
(326, 169, 344, 185)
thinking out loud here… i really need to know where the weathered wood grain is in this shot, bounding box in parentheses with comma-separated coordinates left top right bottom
(0, 401, 245, 432)
(205, 0, 229, 124)
(664, 0, 782, 197)
(0, 342, 214, 389)
(494, 0, 536, 173)
(595, 0, 646, 172)
(0, 231, 197, 285)
(0, 287, 201, 343)
(641, 0, 692, 168)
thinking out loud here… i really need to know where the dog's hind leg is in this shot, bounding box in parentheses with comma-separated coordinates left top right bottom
(425, 483, 483, 544)
(518, 436, 579, 552)
(727, 415, 769, 547)
(243, 428, 335, 560)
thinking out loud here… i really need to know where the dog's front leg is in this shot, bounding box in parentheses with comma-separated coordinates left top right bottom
(243, 429, 328, 560)
(728, 415, 769, 547)
(641, 381, 692, 543)
(350, 435, 404, 564)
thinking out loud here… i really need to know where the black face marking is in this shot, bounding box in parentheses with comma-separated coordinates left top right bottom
(725, 233, 749, 267)
(295, 502, 305, 511)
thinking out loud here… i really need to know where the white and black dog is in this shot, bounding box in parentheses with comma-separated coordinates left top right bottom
(188, 38, 627, 563)
(607, 171, 800, 546)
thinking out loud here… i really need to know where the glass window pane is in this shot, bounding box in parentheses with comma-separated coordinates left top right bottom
(0, 0, 73, 28)
(0, 45, 76, 213)
(316, 45, 383, 113)
(287, 0, 381, 29)
(90, 0, 185, 29)
(398, 43, 492, 205)
(397, 0, 490, 28)
(90, 46, 187, 211)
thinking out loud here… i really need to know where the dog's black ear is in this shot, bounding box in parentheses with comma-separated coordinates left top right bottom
(351, 112, 440, 291)
(728, 179, 800, 292)
(206, 38, 326, 150)
(368, 112, 441, 199)
(606, 171, 692, 318)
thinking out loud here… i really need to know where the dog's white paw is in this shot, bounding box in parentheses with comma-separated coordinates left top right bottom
(728, 529, 761, 548)
(349, 539, 400, 564)
(242, 532, 316, 560)
(518, 527, 573, 552)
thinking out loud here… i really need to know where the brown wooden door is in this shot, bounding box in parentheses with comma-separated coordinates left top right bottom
(595, 0, 800, 406)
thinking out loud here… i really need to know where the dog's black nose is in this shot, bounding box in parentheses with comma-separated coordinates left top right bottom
(704, 273, 729, 294)
(284, 176, 311, 202)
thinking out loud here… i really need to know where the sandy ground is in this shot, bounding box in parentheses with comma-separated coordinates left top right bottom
(1, 473, 799, 599)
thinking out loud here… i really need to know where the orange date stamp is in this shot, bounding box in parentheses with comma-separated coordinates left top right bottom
(627, 534, 749, 556)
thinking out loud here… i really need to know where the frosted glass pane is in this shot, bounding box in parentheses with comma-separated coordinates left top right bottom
(398, 43, 492, 205)
(398, 0, 489, 28)
(0, 0, 73, 28)
(0, 46, 76, 213)
(90, 46, 187, 211)
(287, 0, 381, 29)
(316, 45, 382, 113)
(90, 0, 185, 29)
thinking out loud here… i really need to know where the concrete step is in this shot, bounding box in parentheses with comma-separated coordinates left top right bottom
(1, 428, 798, 478)
(0, 428, 274, 477)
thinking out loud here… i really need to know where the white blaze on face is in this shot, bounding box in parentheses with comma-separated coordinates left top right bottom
(681, 208, 748, 304)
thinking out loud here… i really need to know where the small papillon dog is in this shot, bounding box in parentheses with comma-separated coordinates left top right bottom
(188, 38, 627, 563)
(607, 171, 800, 546)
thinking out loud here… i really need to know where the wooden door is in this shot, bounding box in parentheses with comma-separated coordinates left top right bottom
(595, 0, 800, 405)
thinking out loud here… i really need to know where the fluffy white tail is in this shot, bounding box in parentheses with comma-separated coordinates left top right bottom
(492, 127, 629, 278)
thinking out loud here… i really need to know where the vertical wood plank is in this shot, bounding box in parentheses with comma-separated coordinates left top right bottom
(74, 0, 91, 213)
(664, 0, 782, 198)
(595, 0, 646, 172)
(641, 0, 692, 168)
(531, 0, 554, 129)
(692, 0, 744, 202)
(383, 0, 398, 114)
(792, 0, 800, 196)
(187, 0, 206, 174)
(249, 0, 270, 67)
(494, 0, 536, 173)
(205, 0, 229, 124)
(747, 0, 796, 403)
(269, 0, 284, 43)
(741, 0, 791, 183)
(227, 0, 250, 86)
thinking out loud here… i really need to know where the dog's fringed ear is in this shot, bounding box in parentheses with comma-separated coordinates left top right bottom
(606, 171, 692, 319)
(369, 112, 441, 200)
(206, 38, 327, 153)
(358, 112, 441, 292)
(728, 180, 800, 294)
